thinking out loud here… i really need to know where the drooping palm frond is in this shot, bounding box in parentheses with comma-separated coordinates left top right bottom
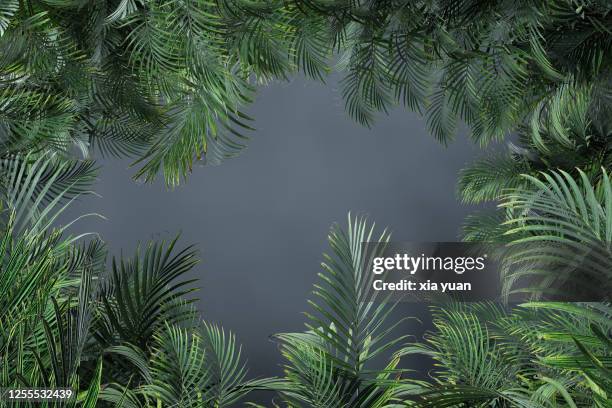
(0, 0, 265, 185)
(287, 10, 333, 81)
(340, 36, 394, 128)
(0, 153, 98, 235)
(499, 169, 612, 301)
(292, 0, 612, 148)
(458, 151, 530, 205)
(220, 3, 293, 81)
(3, 0, 608, 186)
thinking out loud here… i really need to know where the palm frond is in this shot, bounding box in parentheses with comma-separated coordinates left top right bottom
(0, 153, 97, 234)
(96, 236, 200, 351)
(141, 323, 208, 408)
(500, 169, 612, 301)
(274, 214, 410, 407)
(458, 151, 530, 204)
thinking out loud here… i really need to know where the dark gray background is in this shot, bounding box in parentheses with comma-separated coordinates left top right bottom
(63, 75, 484, 382)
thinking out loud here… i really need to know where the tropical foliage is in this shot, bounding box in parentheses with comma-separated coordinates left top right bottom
(3, 0, 610, 184)
(399, 301, 612, 407)
(1, 164, 610, 406)
(270, 215, 410, 407)
(1, 0, 611, 407)
(258, 216, 611, 407)
(0, 155, 270, 407)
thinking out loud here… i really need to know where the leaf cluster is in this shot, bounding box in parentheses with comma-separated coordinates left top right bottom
(0, 155, 269, 407)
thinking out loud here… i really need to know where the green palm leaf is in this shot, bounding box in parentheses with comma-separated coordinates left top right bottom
(500, 169, 612, 301)
(96, 236, 200, 351)
(273, 214, 409, 407)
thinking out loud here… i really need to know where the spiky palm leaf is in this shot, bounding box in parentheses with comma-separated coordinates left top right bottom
(95, 237, 200, 352)
(0, 153, 97, 234)
(4, 0, 609, 186)
(500, 169, 612, 301)
(0, 217, 105, 407)
(99, 322, 274, 407)
(273, 214, 410, 407)
(399, 301, 611, 407)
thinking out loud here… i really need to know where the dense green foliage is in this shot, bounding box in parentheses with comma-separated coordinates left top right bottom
(3, 0, 610, 184)
(400, 301, 611, 407)
(0, 154, 273, 407)
(1, 0, 611, 407)
(253, 216, 611, 407)
(1, 200, 610, 406)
